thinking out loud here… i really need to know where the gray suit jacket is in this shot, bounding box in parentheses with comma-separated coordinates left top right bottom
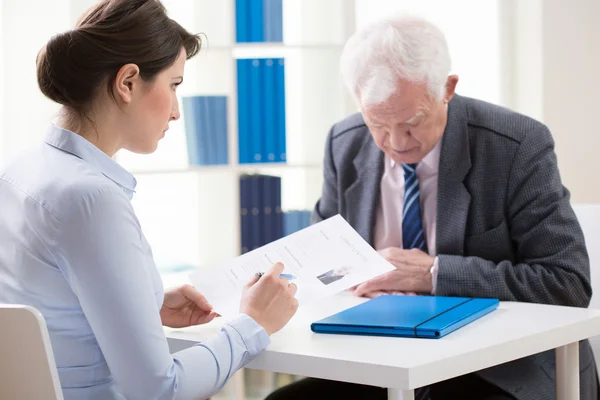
(312, 94, 598, 399)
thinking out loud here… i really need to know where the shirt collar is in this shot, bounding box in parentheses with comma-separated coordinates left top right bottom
(389, 137, 442, 174)
(44, 125, 137, 196)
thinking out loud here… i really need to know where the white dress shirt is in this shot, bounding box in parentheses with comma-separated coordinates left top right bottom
(0, 125, 269, 400)
(373, 139, 442, 292)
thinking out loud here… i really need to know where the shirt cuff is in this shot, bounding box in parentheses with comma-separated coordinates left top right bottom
(430, 256, 439, 295)
(226, 314, 270, 356)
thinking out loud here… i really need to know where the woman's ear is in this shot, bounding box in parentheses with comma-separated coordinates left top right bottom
(114, 63, 141, 104)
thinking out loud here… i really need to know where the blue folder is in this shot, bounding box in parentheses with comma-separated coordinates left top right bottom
(311, 295, 499, 339)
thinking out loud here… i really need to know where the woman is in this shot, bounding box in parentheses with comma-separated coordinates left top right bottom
(0, 0, 298, 399)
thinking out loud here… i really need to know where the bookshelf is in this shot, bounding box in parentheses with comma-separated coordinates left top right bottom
(116, 0, 357, 280)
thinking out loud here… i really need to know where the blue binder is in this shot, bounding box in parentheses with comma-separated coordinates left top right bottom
(272, 176, 283, 240)
(301, 210, 311, 229)
(201, 97, 214, 165)
(311, 295, 499, 339)
(262, 59, 277, 162)
(263, 0, 283, 42)
(249, 0, 264, 42)
(235, 0, 249, 43)
(213, 96, 229, 165)
(249, 175, 264, 249)
(249, 59, 263, 163)
(182, 96, 202, 165)
(275, 58, 286, 161)
(262, 175, 275, 245)
(282, 211, 294, 237)
(239, 175, 252, 254)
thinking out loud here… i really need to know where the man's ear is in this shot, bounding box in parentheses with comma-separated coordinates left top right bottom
(444, 75, 459, 104)
(113, 63, 141, 104)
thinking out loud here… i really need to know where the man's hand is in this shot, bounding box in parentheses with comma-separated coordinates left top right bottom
(350, 289, 418, 298)
(160, 284, 218, 328)
(354, 248, 434, 297)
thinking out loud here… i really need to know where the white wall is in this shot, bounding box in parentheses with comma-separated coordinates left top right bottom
(0, 1, 5, 164)
(509, 0, 600, 203)
(510, 0, 544, 121)
(542, 0, 600, 204)
(573, 205, 600, 358)
(2, 0, 65, 162)
(0, 0, 98, 168)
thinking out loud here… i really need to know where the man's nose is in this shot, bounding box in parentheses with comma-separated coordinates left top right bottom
(388, 129, 411, 149)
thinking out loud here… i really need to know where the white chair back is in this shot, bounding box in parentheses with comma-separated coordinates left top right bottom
(573, 204, 600, 360)
(0, 304, 63, 400)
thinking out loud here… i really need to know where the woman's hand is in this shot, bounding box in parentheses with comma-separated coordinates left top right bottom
(239, 262, 298, 335)
(160, 284, 218, 328)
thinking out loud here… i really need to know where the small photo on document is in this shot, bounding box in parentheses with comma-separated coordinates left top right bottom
(316, 266, 353, 286)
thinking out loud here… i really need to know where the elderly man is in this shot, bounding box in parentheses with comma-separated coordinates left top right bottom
(266, 14, 598, 400)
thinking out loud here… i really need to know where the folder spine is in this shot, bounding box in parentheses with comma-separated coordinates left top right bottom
(413, 298, 474, 337)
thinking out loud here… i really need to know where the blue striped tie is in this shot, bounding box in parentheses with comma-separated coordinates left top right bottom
(402, 163, 428, 253)
(402, 164, 432, 400)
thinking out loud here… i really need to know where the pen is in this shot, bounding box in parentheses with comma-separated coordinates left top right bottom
(255, 272, 296, 280)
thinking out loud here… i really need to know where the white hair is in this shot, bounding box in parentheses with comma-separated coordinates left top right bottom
(340, 14, 451, 108)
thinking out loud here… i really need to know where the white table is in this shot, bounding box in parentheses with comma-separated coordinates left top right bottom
(165, 292, 600, 400)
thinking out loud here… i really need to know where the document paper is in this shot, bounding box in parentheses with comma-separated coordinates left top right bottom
(189, 215, 395, 317)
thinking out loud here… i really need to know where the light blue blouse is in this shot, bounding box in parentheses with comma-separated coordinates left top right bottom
(0, 125, 269, 400)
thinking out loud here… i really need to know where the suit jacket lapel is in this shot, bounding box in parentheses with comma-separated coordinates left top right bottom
(345, 135, 384, 245)
(436, 95, 472, 256)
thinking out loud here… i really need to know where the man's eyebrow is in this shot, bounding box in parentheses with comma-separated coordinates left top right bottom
(365, 116, 383, 126)
(403, 110, 426, 124)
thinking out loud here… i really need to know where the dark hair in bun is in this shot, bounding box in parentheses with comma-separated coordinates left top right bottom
(36, 0, 201, 118)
